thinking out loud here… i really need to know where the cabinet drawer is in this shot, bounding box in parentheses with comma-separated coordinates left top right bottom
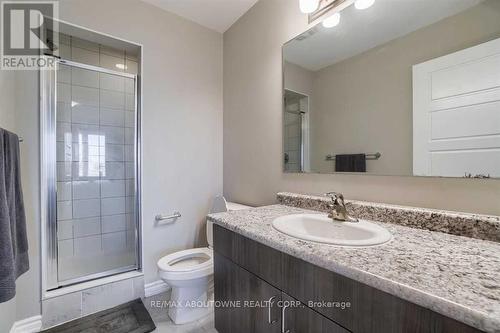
(213, 224, 283, 287)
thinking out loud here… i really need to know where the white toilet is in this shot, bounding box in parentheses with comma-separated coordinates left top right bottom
(157, 196, 252, 325)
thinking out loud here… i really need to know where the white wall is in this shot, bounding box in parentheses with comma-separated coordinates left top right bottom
(223, 0, 500, 215)
(2, 0, 223, 324)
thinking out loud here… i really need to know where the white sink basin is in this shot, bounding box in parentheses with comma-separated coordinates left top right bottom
(272, 214, 392, 247)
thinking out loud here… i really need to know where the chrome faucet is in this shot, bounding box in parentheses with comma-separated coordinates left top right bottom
(324, 192, 358, 222)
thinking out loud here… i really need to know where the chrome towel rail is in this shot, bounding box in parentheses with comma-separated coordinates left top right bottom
(155, 212, 181, 223)
(325, 152, 381, 161)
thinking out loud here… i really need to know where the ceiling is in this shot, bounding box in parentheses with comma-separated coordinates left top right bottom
(140, 0, 259, 33)
(284, 0, 485, 71)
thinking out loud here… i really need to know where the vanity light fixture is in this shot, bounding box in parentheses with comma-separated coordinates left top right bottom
(299, 0, 320, 14)
(322, 12, 341, 28)
(354, 0, 375, 10)
(308, 0, 376, 23)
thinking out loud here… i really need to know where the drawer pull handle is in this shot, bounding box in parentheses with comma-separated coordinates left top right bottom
(281, 303, 290, 333)
(268, 296, 278, 324)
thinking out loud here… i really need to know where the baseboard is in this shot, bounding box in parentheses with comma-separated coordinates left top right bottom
(144, 280, 170, 297)
(10, 315, 42, 333)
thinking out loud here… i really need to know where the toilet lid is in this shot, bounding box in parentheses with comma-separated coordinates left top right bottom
(157, 247, 213, 272)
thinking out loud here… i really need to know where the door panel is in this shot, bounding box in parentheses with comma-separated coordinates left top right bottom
(430, 102, 500, 139)
(214, 253, 281, 333)
(282, 293, 350, 333)
(431, 53, 500, 99)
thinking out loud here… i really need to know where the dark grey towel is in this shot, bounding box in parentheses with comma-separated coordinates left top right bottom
(335, 154, 366, 172)
(0, 128, 29, 303)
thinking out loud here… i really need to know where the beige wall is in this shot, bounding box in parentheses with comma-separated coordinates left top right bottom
(1, 0, 223, 325)
(284, 61, 313, 97)
(308, 1, 500, 175)
(223, 0, 500, 215)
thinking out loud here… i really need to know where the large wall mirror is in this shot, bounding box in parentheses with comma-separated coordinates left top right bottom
(283, 0, 500, 178)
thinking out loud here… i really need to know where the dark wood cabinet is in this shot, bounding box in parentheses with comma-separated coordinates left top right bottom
(215, 252, 350, 333)
(281, 293, 350, 333)
(214, 253, 282, 333)
(214, 225, 483, 333)
(213, 223, 283, 287)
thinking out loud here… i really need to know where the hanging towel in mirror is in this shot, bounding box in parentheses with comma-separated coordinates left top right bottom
(0, 128, 29, 303)
(335, 154, 366, 172)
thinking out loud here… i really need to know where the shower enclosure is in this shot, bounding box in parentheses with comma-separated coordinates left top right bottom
(284, 89, 309, 172)
(41, 56, 141, 291)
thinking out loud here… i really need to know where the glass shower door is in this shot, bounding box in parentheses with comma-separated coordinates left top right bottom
(53, 60, 139, 286)
(284, 89, 308, 172)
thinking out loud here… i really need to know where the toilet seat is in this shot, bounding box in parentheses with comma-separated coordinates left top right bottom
(158, 247, 213, 281)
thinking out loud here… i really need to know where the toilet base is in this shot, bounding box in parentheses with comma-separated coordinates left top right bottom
(168, 282, 211, 324)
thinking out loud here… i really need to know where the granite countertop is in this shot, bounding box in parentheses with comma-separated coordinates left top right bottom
(208, 205, 500, 333)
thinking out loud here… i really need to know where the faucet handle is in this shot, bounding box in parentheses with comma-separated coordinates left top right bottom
(324, 192, 344, 204)
(324, 191, 337, 198)
(324, 192, 357, 222)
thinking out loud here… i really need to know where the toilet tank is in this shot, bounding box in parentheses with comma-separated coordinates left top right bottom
(206, 196, 252, 248)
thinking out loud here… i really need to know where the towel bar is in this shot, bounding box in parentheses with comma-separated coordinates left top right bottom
(325, 152, 381, 161)
(155, 212, 181, 223)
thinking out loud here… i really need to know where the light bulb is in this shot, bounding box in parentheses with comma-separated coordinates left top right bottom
(299, 0, 320, 14)
(354, 0, 375, 10)
(322, 12, 341, 28)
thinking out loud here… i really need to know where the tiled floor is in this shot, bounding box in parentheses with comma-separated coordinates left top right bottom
(143, 291, 217, 333)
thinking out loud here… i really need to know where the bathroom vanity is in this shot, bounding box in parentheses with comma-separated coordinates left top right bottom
(209, 194, 500, 333)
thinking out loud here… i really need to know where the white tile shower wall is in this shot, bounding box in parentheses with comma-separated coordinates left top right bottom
(55, 48, 137, 282)
(102, 214, 127, 233)
(42, 291, 82, 328)
(57, 220, 73, 240)
(85, 277, 131, 307)
(100, 180, 126, 197)
(41, 276, 144, 329)
(56, 181, 72, 201)
(54, 33, 139, 76)
(72, 37, 99, 52)
(71, 67, 99, 88)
